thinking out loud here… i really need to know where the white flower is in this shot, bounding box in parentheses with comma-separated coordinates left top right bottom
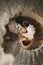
(22, 24, 36, 40)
